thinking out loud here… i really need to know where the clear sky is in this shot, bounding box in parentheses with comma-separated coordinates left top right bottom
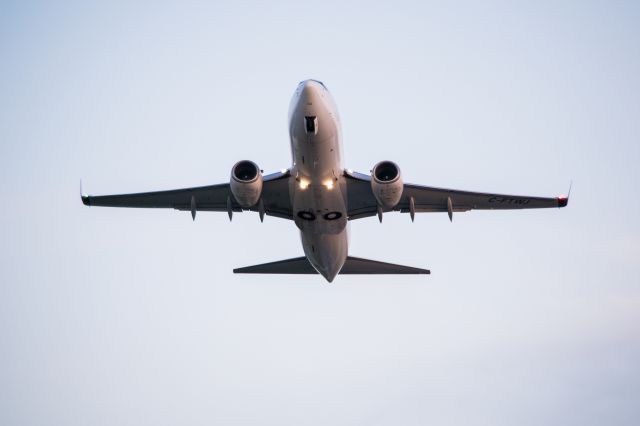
(1, 1, 639, 425)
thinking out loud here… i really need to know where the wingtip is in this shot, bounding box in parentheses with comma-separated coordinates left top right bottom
(558, 180, 572, 208)
(80, 179, 90, 206)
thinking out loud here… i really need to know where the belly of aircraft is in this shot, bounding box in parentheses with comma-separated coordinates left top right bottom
(290, 137, 348, 281)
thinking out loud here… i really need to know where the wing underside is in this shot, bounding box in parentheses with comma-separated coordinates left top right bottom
(345, 170, 568, 220)
(82, 170, 294, 220)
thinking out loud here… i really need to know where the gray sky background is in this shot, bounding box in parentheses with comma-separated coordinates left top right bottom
(1, 1, 639, 425)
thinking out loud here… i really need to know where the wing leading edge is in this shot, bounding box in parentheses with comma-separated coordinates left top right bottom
(345, 170, 568, 220)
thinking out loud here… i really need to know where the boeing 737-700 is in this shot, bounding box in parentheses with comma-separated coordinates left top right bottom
(81, 79, 568, 282)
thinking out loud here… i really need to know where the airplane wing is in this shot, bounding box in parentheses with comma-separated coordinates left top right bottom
(81, 170, 293, 220)
(344, 170, 568, 221)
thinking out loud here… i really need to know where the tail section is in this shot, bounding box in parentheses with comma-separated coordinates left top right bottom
(233, 256, 430, 275)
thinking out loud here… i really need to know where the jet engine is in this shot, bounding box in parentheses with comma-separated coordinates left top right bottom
(230, 160, 263, 208)
(371, 161, 403, 208)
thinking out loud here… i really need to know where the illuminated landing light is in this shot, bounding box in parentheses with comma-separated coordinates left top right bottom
(299, 179, 310, 190)
(323, 179, 334, 190)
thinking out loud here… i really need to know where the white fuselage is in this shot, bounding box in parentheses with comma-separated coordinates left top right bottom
(288, 80, 349, 282)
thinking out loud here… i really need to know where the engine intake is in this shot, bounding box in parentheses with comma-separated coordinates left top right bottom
(230, 160, 263, 208)
(371, 161, 403, 209)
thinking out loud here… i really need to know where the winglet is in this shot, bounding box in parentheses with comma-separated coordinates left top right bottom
(80, 180, 90, 206)
(557, 180, 572, 208)
(557, 197, 568, 207)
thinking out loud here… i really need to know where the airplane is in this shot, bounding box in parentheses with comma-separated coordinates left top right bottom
(81, 79, 569, 282)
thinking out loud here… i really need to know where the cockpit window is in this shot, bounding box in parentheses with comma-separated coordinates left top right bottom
(299, 79, 327, 90)
(305, 116, 317, 134)
(310, 79, 327, 90)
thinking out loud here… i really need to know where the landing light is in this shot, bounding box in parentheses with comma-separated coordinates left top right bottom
(323, 179, 334, 190)
(299, 179, 310, 190)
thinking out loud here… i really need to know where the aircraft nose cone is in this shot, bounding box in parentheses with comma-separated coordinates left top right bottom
(299, 80, 322, 104)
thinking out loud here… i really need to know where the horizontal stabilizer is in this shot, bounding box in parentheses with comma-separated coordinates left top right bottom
(340, 257, 430, 274)
(233, 256, 430, 275)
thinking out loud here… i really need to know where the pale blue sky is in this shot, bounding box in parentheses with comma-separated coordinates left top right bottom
(1, 1, 639, 425)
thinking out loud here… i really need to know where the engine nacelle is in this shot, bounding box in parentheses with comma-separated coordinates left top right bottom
(371, 161, 403, 209)
(230, 160, 263, 208)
